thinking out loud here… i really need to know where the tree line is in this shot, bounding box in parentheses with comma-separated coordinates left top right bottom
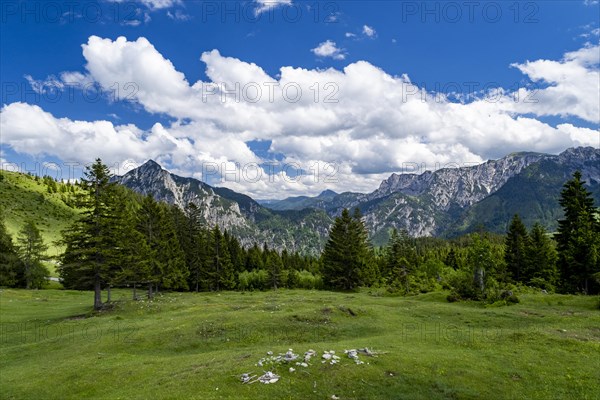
(1, 161, 598, 309)
(321, 170, 600, 302)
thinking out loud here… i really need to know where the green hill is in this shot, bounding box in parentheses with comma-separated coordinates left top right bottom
(0, 171, 84, 274)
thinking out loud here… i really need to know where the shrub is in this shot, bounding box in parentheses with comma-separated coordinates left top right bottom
(295, 270, 323, 290)
(528, 277, 556, 292)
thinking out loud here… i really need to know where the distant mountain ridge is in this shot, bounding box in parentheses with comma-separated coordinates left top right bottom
(114, 160, 332, 254)
(115, 147, 599, 250)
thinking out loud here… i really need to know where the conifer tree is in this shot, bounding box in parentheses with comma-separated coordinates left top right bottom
(207, 225, 235, 290)
(385, 229, 417, 284)
(16, 221, 49, 289)
(59, 159, 116, 309)
(322, 208, 374, 290)
(556, 171, 600, 294)
(504, 214, 529, 283)
(526, 223, 558, 289)
(266, 251, 283, 289)
(0, 212, 21, 287)
(182, 203, 205, 292)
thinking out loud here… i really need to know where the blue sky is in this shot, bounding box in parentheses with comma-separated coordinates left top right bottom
(1, 0, 599, 198)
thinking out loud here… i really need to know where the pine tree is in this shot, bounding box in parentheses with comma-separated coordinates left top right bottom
(225, 231, 245, 275)
(111, 190, 152, 300)
(266, 251, 283, 289)
(556, 171, 600, 294)
(206, 226, 235, 290)
(385, 229, 418, 292)
(352, 208, 378, 285)
(321, 208, 374, 290)
(526, 223, 558, 289)
(59, 159, 117, 309)
(0, 212, 20, 287)
(16, 221, 49, 289)
(182, 203, 205, 292)
(245, 244, 264, 271)
(504, 214, 529, 283)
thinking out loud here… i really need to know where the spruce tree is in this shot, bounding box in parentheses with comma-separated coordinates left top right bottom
(59, 159, 117, 309)
(321, 208, 374, 290)
(16, 221, 49, 289)
(385, 229, 418, 292)
(135, 196, 188, 294)
(556, 171, 600, 294)
(183, 203, 205, 292)
(526, 223, 558, 289)
(266, 251, 283, 289)
(207, 225, 235, 290)
(504, 214, 529, 283)
(111, 191, 152, 300)
(0, 213, 20, 287)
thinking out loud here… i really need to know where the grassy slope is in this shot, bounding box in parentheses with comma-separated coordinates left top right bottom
(1, 289, 598, 400)
(0, 171, 83, 275)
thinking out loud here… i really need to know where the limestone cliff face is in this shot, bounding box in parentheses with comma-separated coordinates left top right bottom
(114, 161, 332, 255)
(116, 147, 599, 250)
(266, 147, 599, 244)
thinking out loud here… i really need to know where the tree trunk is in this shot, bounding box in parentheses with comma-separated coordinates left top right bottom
(94, 278, 102, 310)
(25, 262, 31, 290)
(107, 284, 111, 303)
(133, 282, 137, 300)
(147, 283, 153, 300)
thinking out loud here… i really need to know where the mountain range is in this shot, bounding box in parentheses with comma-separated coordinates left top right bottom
(114, 147, 600, 252)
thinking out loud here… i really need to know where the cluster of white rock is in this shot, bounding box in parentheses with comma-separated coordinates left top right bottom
(241, 347, 379, 384)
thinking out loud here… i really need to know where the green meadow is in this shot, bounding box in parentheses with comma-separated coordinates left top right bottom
(0, 171, 83, 276)
(1, 288, 598, 399)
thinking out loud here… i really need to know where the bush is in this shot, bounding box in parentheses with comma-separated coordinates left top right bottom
(237, 270, 269, 291)
(295, 270, 323, 290)
(446, 269, 478, 301)
(528, 277, 556, 292)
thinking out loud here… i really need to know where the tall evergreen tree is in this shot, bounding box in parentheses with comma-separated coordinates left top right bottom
(16, 221, 49, 289)
(504, 214, 529, 283)
(556, 171, 600, 294)
(111, 191, 152, 300)
(245, 244, 264, 271)
(182, 203, 205, 292)
(526, 223, 558, 289)
(321, 208, 374, 290)
(206, 226, 235, 290)
(0, 213, 20, 287)
(135, 195, 188, 294)
(266, 251, 283, 289)
(59, 159, 117, 309)
(385, 229, 417, 291)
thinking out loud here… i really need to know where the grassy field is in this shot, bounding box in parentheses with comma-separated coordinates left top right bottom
(0, 171, 83, 276)
(0, 288, 598, 400)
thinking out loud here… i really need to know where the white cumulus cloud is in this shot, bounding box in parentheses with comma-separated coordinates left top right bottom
(362, 25, 376, 38)
(311, 40, 346, 60)
(5, 36, 599, 198)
